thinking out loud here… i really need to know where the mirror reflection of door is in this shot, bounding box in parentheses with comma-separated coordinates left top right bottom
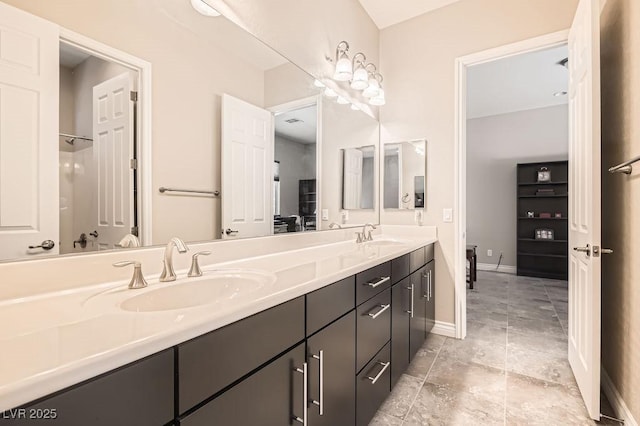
(273, 103, 318, 234)
(383, 140, 426, 210)
(59, 42, 139, 254)
(342, 146, 375, 210)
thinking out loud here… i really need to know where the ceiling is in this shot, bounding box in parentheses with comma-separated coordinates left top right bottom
(275, 104, 317, 144)
(59, 42, 91, 68)
(358, 0, 462, 29)
(467, 45, 569, 120)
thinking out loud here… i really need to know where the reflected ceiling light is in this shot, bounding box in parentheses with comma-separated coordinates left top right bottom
(190, 0, 221, 16)
(324, 87, 338, 97)
(350, 53, 369, 90)
(369, 76, 385, 106)
(336, 96, 349, 105)
(314, 79, 326, 88)
(333, 41, 352, 81)
(350, 104, 360, 111)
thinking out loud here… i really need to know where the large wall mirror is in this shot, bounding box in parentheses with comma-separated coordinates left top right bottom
(0, 0, 380, 262)
(383, 140, 426, 210)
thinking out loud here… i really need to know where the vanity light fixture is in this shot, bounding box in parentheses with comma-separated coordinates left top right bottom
(190, 0, 221, 16)
(350, 53, 369, 90)
(369, 86, 386, 106)
(350, 104, 360, 111)
(324, 87, 338, 97)
(363, 72, 381, 98)
(333, 41, 353, 81)
(314, 79, 326, 88)
(336, 96, 350, 105)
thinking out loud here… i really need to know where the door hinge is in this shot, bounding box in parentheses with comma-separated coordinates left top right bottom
(130, 226, 139, 237)
(130, 91, 138, 102)
(130, 159, 138, 170)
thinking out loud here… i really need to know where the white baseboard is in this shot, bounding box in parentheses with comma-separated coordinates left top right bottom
(601, 367, 638, 426)
(431, 320, 456, 338)
(477, 262, 516, 274)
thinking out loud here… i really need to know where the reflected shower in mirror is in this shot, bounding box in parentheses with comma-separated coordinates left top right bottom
(383, 140, 426, 209)
(342, 146, 375, 210)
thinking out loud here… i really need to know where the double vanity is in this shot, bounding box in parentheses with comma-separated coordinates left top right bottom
(0, 226, 436, 425)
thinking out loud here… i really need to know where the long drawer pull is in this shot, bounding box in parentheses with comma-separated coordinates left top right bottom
(311, 350, 324, 415)
(366, 276, 390, 288)
(366, 361, 391, 384)
(405, 284, 414, 318)
(368, 303, 391, 319)
(293, 363, 308, 425)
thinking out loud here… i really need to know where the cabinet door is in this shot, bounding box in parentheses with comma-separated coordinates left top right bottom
(409, 266, 427, 360)
(426, 260, 436, 333)
(307, 311, 356, 426)
(179, 343, 306, 426)
(391, 277, 411, 388)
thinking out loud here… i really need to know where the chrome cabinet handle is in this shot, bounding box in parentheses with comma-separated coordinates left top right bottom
(421, 272, 428, 299)
(311, 350, 324, 415)
(366, 361, 391, 384)
(29, 240, 55, 250)
(366, 276, 390, 288)
(225, 228, 239, 235)
(188, 251, 212, 277)
(368, 304, 391, 319)
(405, 284, 414, 318)
(293, 362, 308, 425)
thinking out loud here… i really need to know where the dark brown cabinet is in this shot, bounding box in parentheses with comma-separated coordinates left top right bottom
(409, 266, 428, 359)
(179, 343, 306, 426)
(391, 276, 411, 387)
(425, 260, 435, 333)
(356, 288, 391, 372)
(307, 311, 356, 426)
(356, 343, 391, 426)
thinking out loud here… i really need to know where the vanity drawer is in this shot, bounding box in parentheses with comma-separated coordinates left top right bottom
(307, 276, 355, 336)
(356, 342, 391, 426)
(356, 261, 391, 305)
(391, 254, 410, 283)
(409, 247, 426, 273)
(356, 288, 391, 372)
(8, 350, 174, 426)
(178, 297, 305, 413)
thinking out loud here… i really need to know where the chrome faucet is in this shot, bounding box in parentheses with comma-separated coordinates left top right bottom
(362, 223, 377, 242)
(329, 222, 342, 229)
(159, 237, 189, 282)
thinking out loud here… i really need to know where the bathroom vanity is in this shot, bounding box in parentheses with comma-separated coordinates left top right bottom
(0, 228, 436, 426)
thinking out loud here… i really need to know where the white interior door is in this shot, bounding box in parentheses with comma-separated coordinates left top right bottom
(93, 73, 134, 250)
(343, 148, 363, 209)
(0, 3, 59, 259)
(568, 0, 601, 420)
(221, 94, 273, 239)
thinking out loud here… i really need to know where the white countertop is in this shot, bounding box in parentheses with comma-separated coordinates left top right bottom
(0, 227, 436, 411)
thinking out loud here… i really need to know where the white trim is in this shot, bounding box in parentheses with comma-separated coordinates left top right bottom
(431, 321, 456, 338)
(59, 28, 153, 246)
(601, 368, 638, 426)
(453, 30, 570, 341)
(476, 263, 516, 274)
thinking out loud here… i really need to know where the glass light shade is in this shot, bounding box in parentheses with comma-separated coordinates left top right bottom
(350, 67, 369, 90)
(190, 0, 221, 16)
(336, 96, 349, 105)
(333, 53, 353, 81)
(369, 88, 386, 106)
(362, 77, 380, 98)
(324, 88, 338, 98)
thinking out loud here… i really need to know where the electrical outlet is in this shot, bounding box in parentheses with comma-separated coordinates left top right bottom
(321, 209, 329, 221)
(341, 210, 349, 223)
(487, 249, 493, 257)
(443, 208, 453, 223)
(414, 210, 423, 224)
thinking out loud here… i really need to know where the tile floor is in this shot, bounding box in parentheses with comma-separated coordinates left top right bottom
(371, 271, 617, 426)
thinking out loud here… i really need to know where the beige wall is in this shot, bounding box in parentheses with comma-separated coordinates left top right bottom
(467, 105, 568, 267)
(600, 0, 640, 420)
(379, 0, 579, 323)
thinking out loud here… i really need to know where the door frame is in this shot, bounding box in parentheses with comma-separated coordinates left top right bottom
(268, 95, 323, 229)
(453, 30, 569, 339)
(59, 28, 153, 245)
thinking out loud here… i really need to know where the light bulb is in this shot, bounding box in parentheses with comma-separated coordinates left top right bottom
(362, 77, 380, 98)
(350, 67, 369, 90)
(369, 88, 385, 106)
(190, 0, 221, 16)
(333, 52, 353, 81)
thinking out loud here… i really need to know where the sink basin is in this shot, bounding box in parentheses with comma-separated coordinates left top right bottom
(364, 239, 408, 247)
(119, 270, 277, 312)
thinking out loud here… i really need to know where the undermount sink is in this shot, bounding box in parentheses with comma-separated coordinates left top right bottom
(119, 270, 277, 312)
(364, 238, 408, 247)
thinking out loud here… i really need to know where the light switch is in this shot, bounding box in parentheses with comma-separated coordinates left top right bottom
(443, 208, 453, 223)
(414, 210, 423, 224)
(321, 209, 329, 221)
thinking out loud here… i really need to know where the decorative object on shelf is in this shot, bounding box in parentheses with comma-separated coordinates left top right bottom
(527, 211, 535, 218)
(536, 188, 555, 196)
(329, 41, 385, 106)
(555, 212, 563, 218)
(537, 166, 551, 182)
(535, 228, 555, 240)
(539, 212, 552, 218)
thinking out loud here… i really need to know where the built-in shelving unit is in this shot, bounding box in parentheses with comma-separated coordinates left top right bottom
(516, 160, 569, 280)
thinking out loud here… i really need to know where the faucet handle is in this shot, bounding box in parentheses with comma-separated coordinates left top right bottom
(188, 251, 212, 277)
(113, 261, 148, 289)
(366, 230, 373, 241)
(355, 232, 364, 244)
